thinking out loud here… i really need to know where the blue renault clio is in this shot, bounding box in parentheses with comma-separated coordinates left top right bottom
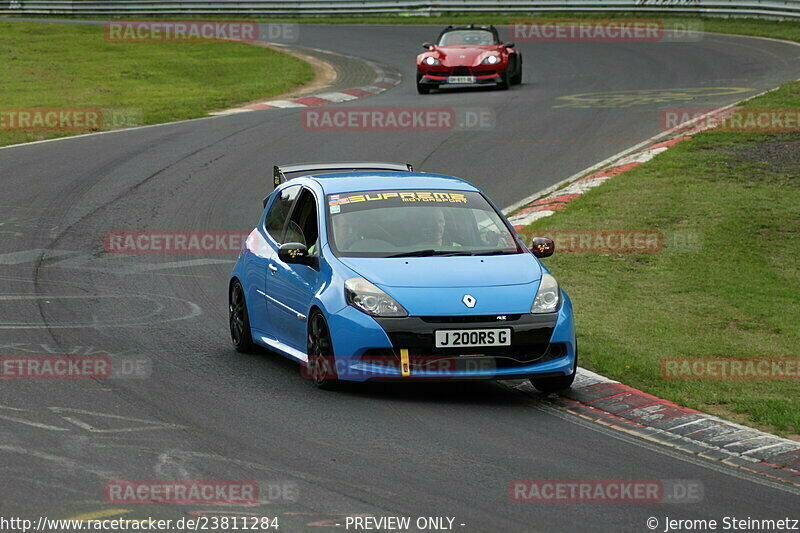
(229, 162, 577, 391)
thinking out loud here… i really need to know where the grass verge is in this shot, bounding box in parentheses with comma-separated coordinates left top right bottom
(0, 21, 313, 147)
(517, 82, 800, 437)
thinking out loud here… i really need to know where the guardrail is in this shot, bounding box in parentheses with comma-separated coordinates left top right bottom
(1, 0, 799, 19)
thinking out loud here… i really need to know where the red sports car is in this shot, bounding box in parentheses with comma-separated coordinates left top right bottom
(416, 25, 522, 94)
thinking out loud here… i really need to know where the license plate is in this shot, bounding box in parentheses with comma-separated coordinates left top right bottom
(446, 75, 475, 84)
(435, 328, 511, 348)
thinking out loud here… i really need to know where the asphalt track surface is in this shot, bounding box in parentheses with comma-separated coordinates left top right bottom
(1, 22, 800, 532)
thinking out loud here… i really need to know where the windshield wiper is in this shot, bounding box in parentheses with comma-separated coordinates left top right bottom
(387, 249, 440, 258)
(473, 250, 519, 256)
(387, 249, 476, 258)
(386, 249, 513, 258)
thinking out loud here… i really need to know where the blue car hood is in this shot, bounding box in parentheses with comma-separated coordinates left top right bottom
(338, 254, 542, 315)
(339, 253, 541, 288)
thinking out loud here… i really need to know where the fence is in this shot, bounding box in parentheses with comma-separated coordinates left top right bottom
(1, 0, 799, 19)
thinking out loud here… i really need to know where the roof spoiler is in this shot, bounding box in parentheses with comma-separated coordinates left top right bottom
(265, 161, 414, 207)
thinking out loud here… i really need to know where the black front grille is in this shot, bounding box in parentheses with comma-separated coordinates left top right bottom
(452, 67, 472, 76)
(372, 314, 560, 370)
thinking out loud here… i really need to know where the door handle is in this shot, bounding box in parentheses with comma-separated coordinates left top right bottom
(268, 263, 278, 272)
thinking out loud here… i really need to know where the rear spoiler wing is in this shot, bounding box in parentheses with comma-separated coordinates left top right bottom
(265, 161, 414, 207)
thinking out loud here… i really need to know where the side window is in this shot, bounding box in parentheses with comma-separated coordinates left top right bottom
(285, 189, 319, 252)
(265, 185, 301, 243)
(472, 208, 513, 248)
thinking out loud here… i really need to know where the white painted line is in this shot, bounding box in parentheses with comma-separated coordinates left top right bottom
(313, 91, 359, 103)
(614, 146, 668, 166)
(722, 435, 774, 448)
(357, 85, 385, 94)
(556, 177, 611, 196)
(706, 429, 757, 442)
(0, 414, 70, 432)
(575, 367, 619, 384)
(0, 114, 218, 152)
(667, 418, 709, 431)
(259, 100, 308, 108)
(508, 209, 555, 227)
(208, 109, 254, 116)
(741, 442, 791, 456)
(49, 407, 188, 433)
(46, 254, 236, 274)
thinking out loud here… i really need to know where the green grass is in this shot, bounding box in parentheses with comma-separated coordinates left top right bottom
(517, 83, 800, 436)
(0, 21, 313, 147)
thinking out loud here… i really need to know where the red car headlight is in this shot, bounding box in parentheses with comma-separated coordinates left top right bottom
(481, 55, 501, 65)
(423, 56, 441, 66)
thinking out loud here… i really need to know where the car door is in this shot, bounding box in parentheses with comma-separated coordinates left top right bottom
(259, 184, 301, 340)
(266, 187, 322, 352)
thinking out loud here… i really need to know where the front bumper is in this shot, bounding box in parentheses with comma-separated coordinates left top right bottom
(325, 293, 576, 382)
(418, 67, 505, 87)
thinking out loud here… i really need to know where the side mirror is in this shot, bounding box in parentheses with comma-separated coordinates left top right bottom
(422, 42, 433, 50)
(505, 41, 515, 48)
(530, 237, 554, 258)
(278, 242, 309, 264)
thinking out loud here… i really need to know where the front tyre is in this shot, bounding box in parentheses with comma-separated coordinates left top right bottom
(497, 71, 510, 91)
(529, 344, 578, 394)
(416, 72, 431, 94)
(229, 280, 256, 353)
(307, 311, 342, 390)
(510, 55, 522, 85)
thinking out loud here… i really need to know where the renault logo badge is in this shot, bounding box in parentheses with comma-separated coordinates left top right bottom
(462, 295, 476, 308)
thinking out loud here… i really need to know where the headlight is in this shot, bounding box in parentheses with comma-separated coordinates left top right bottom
(424, 56, 440, 66)
(531, 273, 561, 313)
(345, 278, 408, 317)
(482, 55, 500, 65)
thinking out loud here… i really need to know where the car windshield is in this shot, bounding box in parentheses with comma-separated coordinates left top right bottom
(437, 29, 497, 46)
(327, 189, 521, 257)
